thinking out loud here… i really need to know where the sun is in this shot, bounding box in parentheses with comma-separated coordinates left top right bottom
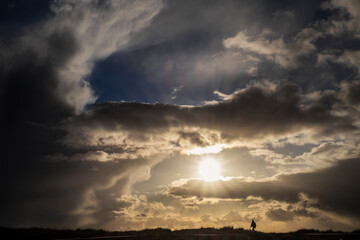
(198, 158, 222, 182)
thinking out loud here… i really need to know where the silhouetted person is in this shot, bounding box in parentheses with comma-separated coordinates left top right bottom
(250, 219, 256, 231)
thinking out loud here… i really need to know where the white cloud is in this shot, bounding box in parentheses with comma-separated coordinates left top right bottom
(24, 0, 163, 113)
(171, 85, 184, 100)
(223, 28, 322, 68)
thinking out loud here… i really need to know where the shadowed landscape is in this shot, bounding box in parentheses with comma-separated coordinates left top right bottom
(1, 227, 360, 240)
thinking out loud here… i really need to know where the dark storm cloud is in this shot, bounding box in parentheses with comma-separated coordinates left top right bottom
(265, 207, 317, 222)
(0, 158, 151, 228)
(68, 83, 356, 139)
(0, 27, 76, 125)
(168, 158, 360, 219)
(178, 131, 209, 147)
(0, 25, 78, 177)
(0, 0, 163, 229)
(169, 178, 300, 203)
(266, 208, 297, 222)
(342, 81, 360, 106)
(0, 25, 128, 227)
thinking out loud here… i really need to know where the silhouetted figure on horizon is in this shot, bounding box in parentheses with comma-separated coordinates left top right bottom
(250, 219, 256, 232)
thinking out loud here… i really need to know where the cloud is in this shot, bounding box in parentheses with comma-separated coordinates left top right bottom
(177, 131, 211, 147)
(49, 0, 163, 112)
(168, 177, 301, 203)
(340, 80, 360, 108)
(322, 0, 360, 37)
(62, 82, 356, 156)
(315, 0, 360, 79)
(111, 189, 358, 231)
(95, 0, 360, 105)
(318, 51, 360, 77)
(170, 85, 184, 100)
(221, 210, 252, 223)
(265, 202, 318, 222)
(102, 193, 197, 230)
(0, 0, 163, 229)
(168, 158, 360, 219)
(0, 157, 159, 228)
(135, 40, 259, 104)
(248, 141, 360, 175)
(0, 0, 163, 114)
(223, 27, 322, 68)
(117, 1, 323, 103)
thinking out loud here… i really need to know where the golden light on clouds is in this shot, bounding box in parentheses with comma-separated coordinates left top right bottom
(186, 144, 225, 155)
(198, 157, 222, 182)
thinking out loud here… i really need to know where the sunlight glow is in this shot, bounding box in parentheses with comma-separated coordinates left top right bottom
(198, 158, 222, 182)
(186, 144, 225, 155)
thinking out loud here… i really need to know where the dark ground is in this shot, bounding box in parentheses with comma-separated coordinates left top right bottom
(1, 227, 360, 240)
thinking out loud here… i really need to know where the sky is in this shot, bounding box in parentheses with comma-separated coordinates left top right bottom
(1, 0, 360, 232)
